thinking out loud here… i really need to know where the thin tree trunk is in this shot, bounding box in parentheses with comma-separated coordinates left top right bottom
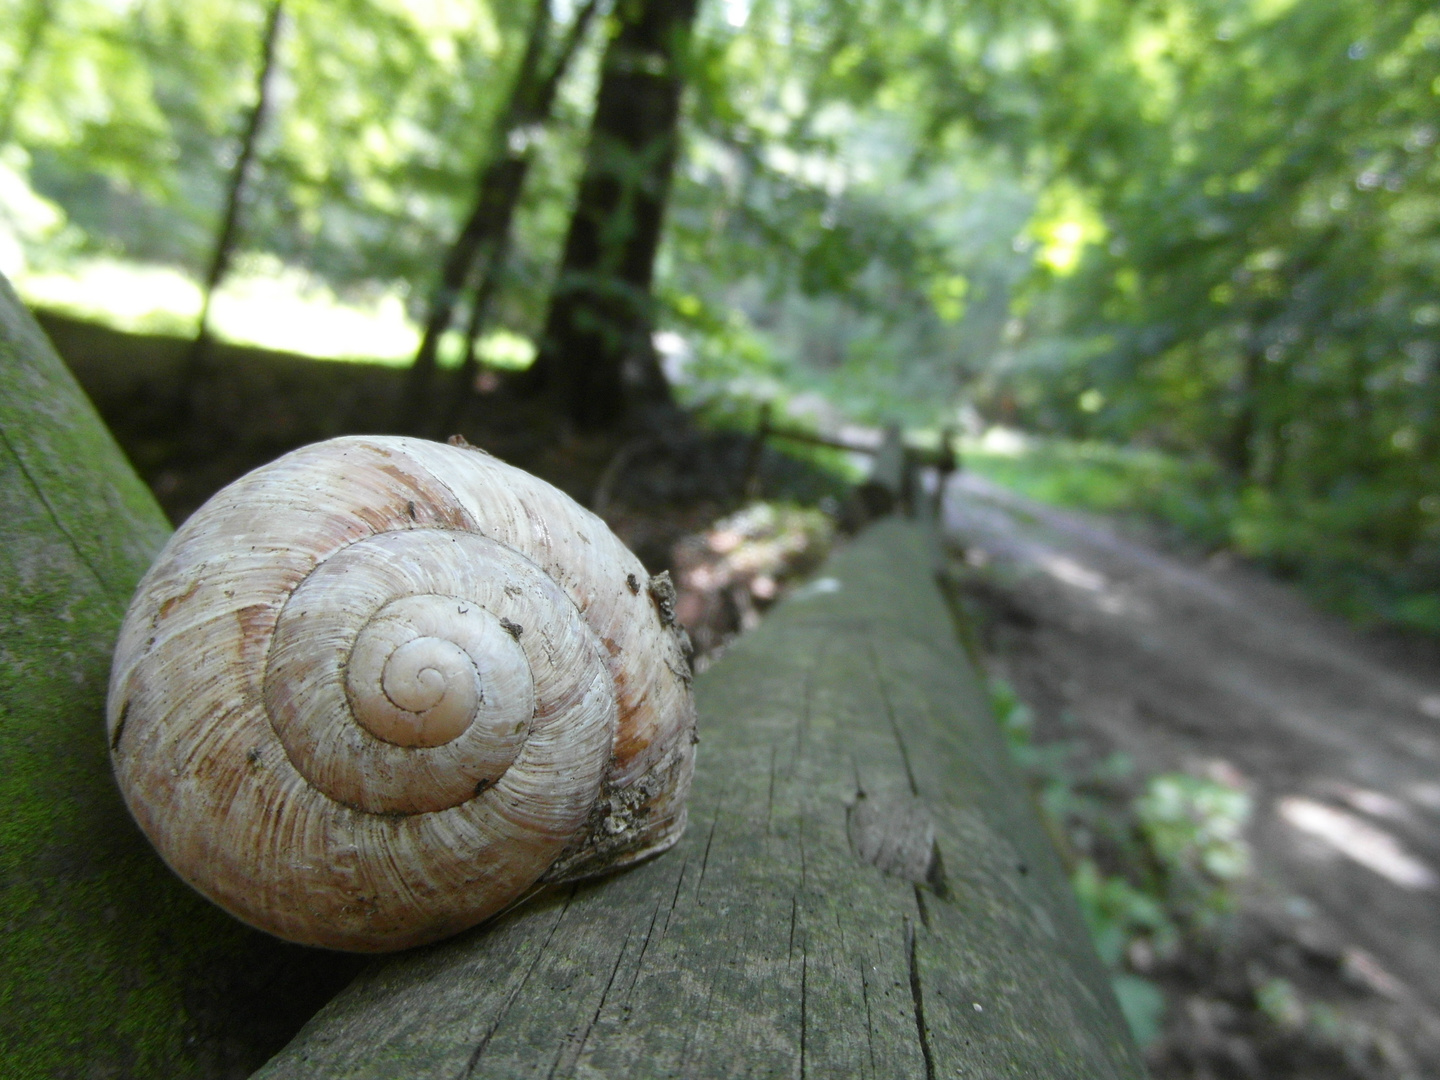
(525, 0, 701, 431)
(406, 0, 602, 430)
(1258, 352, 1295, 491)
(181, 0, 285, 404)
(440, 227, 512, 433)
(1224, 344, 1264, 482)
(0, 0, 53, 146)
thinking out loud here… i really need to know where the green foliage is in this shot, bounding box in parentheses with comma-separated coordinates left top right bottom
(966, 430, 1440, 632)
(965, 432, 1234, 549)
(1, 0, 546, 284)
(1, 0, 1437, 636)
(973, 0, 1440, 637)
(1136, 772, 1250, 927)
(988, 674, 1253, 1048)
(1109, 973, 1168, 1050)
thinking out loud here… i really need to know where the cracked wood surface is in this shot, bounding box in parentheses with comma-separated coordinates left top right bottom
(255, 520, 1144, 1079)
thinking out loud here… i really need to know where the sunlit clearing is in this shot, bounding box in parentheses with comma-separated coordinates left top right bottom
(1038, 552, 1108, 593)
(1033, 549, 1137, 616)
(1029, 184, 1106, 276)
(472, 328, 535, 370)
(17, 260, 201, 337)
(1278, 795, 1439, 890)
(208, 259, 419, 363)
(1330, 784, 1410, 824)
(12, 255, 431, 366)
(976, 426, 1031, 457)
(724, 0, 750, 28)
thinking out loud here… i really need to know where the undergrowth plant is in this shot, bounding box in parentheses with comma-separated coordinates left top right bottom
(987, 676, 1253, 1048)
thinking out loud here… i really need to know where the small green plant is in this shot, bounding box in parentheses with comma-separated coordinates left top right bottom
(1071, 858, 1177, 967)
(988, 677, 1035, 751)
(986, 675, 1253, 1049)
(1135, 772, 1250, 928)
(1255, 976, 1307, 1032)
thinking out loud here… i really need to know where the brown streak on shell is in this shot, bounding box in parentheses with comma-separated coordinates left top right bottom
(372, 462, 474, 530)
(157, 578, 201, 620)
(235, 602, 276, 670)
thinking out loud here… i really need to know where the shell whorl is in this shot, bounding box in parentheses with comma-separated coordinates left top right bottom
(106, 436, 696, 952)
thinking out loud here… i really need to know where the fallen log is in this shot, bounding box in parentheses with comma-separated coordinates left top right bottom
(256, 519, 1144, 1078)
(0, 276, 360, 1078)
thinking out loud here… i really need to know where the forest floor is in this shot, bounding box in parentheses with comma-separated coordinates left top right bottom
(942, 472, 1440, 1080)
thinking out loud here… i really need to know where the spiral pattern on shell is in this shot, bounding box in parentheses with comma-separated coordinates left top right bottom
(107, 436, 696, 952)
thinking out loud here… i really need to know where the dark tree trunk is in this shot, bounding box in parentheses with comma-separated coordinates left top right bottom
(406, 0, 602, 431)
(1224, 344, 1264, 482)
(182, 0, 285, 400)
(525, 0, 700, 431)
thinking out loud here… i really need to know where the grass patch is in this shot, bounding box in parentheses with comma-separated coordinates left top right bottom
(7, 250, 537, 371)
(961, 429, 1234, 551)
(961, 429, 1440, 636)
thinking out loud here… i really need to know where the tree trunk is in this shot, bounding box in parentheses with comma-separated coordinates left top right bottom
(254, 520, 1145, 1079)
(182, 0, 285, 408)
(0, 274, 363, 1077)
(406, 0, 602, 431)
(1224, 344, 1264, 482)
(525, 0, 699, 431)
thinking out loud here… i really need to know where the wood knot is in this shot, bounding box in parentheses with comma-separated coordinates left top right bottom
(847, 792, 945, 891)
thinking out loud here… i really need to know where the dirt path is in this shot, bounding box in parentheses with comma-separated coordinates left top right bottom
(942, 472, 1440, 1077)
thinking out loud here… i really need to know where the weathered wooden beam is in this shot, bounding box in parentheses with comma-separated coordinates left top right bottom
(765, 422, 876, 455)
(0, 276, 361, 1078)
(761, 421, 954, 471)
(255, 520, 1143, 1079)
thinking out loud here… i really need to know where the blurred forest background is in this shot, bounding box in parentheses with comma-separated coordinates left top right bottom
(5, 2, 1440, 1075)
(2, 0, 1439, 634)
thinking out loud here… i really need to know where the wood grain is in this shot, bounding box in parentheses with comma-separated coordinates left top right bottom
(256, 519, 1144, 1079)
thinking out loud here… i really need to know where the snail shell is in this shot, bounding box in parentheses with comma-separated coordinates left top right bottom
(106, 436, 696, 952)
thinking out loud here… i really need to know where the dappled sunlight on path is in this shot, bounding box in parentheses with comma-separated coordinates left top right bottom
(1277, 796, 1438, 891)
(944, 470, 1440, 1073)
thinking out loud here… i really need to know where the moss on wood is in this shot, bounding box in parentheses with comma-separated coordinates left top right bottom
(0, 276, 360, 1079)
